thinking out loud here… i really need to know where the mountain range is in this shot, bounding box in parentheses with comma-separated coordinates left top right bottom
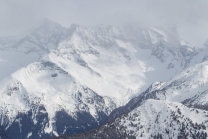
(1, 19, 208, 139)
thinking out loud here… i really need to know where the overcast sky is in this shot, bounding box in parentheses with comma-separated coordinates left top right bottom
(0, 0, 208, 45)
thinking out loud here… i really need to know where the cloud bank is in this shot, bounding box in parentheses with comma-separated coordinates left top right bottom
(0, 0, 208, 45)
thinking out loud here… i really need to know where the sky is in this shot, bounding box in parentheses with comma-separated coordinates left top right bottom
(0, 0, 208, 46)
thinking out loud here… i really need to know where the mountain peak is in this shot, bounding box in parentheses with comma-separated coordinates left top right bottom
(33, 18, 66, 34)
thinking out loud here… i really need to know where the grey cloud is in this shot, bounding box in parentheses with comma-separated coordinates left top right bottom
(0, 0, 208, 45)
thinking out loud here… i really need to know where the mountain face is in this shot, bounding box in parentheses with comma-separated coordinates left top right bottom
(126, 60, 208, 110)
(55, 99, 208, 139)
(1, 20, 208, 138)
(52, 61, 208, 139)
(0, 61, 116, 139)
(108, 60, 208, 120)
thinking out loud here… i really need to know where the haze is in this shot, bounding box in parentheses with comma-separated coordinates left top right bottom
(0, 0, 208, 46)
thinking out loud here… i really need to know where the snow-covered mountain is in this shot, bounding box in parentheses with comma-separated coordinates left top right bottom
(0, 19, 69, 80)
(0, 19, 69, 54)
(0, 61, 116, 138)
(57, 99, 208, 139)
(41, 24, 208, 104)
(1, 20, 208, 138)
(55, 60, 208, 138)
(128, 60, 208, 110)
(108, 60, 208, 121)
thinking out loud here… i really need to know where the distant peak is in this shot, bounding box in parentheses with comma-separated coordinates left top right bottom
(39, 18, 63, 28)
(69, 23, 81, 28)
(203, 39, 208, 47)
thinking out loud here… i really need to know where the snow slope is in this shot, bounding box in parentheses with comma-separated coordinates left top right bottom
(117, 99, 208, 138)
(135, 60, 208, 107)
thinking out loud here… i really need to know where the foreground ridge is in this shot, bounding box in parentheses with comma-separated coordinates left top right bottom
(52, 100, 208, 139)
